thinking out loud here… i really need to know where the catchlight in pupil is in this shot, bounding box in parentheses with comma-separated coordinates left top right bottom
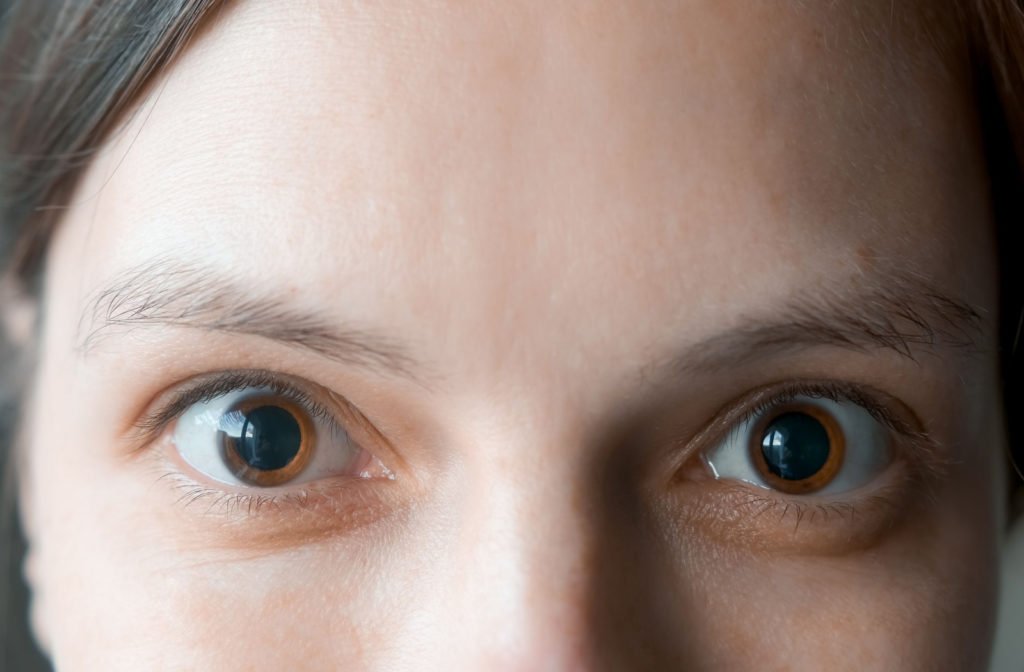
(750, 403, 845, 494)
(761, 412, 831, 481)
(220, 395, 316, 486)
(234, 405, 302, 471)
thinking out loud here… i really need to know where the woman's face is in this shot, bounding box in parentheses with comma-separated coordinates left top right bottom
(21, 1, 1005, 669)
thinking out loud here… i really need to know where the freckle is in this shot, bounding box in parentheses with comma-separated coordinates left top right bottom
(855, 244, 877, 271)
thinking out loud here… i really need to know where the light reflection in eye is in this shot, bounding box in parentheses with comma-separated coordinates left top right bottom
(702, 395, 890, 495)
(172, 386, 385, 488)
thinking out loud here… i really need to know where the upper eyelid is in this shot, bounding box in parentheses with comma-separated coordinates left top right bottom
(130, 368, 417, 483)
(738, 384, 909, 436)
(668, 379, 946, 484)
(131, 370, 341, 445)
(137, 372, 947, 493)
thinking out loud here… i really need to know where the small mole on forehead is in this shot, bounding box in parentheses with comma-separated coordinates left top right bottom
(855, 244, 878, 269)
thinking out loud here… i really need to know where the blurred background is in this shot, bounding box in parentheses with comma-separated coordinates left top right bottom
(1, 502, 48, 671)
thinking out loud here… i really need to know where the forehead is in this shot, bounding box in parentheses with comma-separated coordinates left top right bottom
(56, 0, 990, 391)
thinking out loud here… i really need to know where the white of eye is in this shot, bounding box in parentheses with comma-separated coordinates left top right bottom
(172, 386, 359, 487)
(702, 395, 890, 495)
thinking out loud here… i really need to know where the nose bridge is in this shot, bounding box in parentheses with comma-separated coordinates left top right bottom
(440, 429, 600, 670)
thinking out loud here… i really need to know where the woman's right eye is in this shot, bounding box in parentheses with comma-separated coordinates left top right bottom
(172, 385, 386, 488)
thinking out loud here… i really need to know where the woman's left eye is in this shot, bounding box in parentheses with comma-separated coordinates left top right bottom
(172, 386, 388, 488)
(702, 394, 891, 495)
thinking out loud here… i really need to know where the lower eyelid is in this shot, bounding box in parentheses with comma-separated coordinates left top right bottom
(144, 440, 405, 549)
(667, 458, 915, 556)
(152, 432, 380, 508)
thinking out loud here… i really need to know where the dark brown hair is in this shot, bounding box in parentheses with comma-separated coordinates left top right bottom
(0, 2, 224, 666)
(0, 1, 1022, 668)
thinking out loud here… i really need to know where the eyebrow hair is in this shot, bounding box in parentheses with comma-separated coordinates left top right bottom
(79, 257, 987, 383)
(661, 270, 987, 378)
(78, 258, 423, 380)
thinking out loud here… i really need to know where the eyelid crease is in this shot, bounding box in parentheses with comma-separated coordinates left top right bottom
(81, 259, 986, 400)
(132, 368, 418, 495)
(669, 379, 951, 489)
(130, 369, 343, 449)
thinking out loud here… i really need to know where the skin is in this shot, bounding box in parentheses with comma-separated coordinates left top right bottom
(17, 0, 1006, 669)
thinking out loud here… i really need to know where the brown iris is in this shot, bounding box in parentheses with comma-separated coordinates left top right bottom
(220, 395, 316, 487)
(749, 402, 845, 495)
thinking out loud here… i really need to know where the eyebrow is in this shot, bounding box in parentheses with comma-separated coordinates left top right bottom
(78, 258, 423, 381)
(79, 257, 987, 382)
(659, 271, 987, 378)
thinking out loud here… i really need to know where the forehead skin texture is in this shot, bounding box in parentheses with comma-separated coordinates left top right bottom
(23, 0, 1003, 670)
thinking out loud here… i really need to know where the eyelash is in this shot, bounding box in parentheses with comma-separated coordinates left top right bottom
(156, 469, 368, 518)
(139, 372, 940, 527)
(679, 379, 945, 538)
(136, 369, 338, 441)
(734, 380, 913, 434)
(138, 370, 375, 516)
(692, 379, 936, 468)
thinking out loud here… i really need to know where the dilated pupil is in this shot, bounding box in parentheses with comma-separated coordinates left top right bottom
(760, 411, 831, 481)
(233, 405, 302, 471)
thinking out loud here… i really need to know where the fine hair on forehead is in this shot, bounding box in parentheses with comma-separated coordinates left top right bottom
(0, 0, 1020, 284)
(0, 0, 1014, 287)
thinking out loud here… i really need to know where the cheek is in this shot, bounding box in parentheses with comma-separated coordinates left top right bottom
(696, 543, 995, 670)
(19, 355, 381, 669)
(671, 455, 999, 668)
(25, 445, 399, 672)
